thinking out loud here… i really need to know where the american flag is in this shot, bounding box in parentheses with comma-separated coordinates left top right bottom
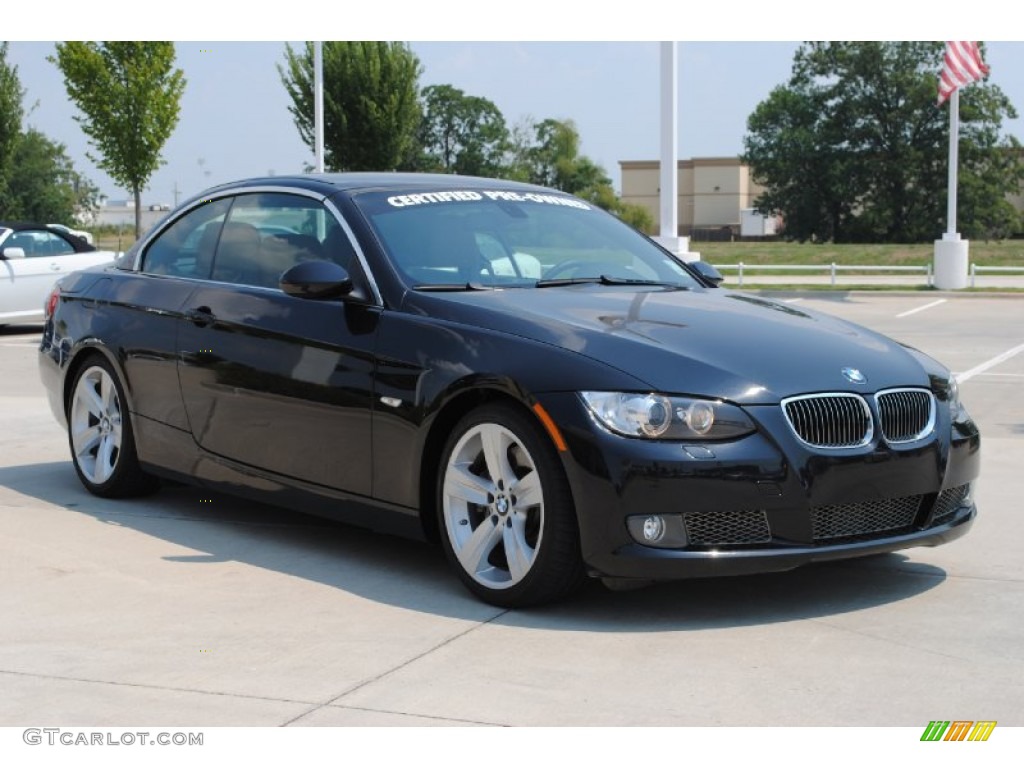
(938, 41, 989, 105)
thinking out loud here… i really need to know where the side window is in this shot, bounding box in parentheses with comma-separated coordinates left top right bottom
(213, 193, 352, 289)
(7, 232, 38, 255)
(9, 231, 73, 257)
(141, 198, 232, 279)
(40, 232, 76, 256)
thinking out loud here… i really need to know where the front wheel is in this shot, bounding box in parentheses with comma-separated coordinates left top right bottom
(67, 356, 157, 498)
(437, 403, 585, 607)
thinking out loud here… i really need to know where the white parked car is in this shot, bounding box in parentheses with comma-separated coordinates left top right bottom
(0, 223, 116, 325)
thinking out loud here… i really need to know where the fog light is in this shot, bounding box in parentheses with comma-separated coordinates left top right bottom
(642, 515, 665, 542)
(627, 514, 689, 549)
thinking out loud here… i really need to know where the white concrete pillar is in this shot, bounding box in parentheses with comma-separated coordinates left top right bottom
(934, 234, 969, 290)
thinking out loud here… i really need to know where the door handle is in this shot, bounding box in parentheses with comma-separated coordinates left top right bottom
(50, 263, 62, 271)
(185, 306, 216, 327)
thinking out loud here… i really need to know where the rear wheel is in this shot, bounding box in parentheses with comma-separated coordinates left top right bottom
(68, 357, 157, 498)
(438, 403, 585, 607)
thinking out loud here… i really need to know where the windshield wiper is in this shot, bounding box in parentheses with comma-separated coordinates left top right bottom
(412, 282, 495, 292)
(535, 275, 688, 289)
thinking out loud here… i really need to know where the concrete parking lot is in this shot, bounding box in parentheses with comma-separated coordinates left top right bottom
(1, 292, 1022, 728)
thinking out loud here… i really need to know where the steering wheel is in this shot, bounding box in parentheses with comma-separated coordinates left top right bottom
(458, 253, 495, 282)
(542, 259, 634, 281)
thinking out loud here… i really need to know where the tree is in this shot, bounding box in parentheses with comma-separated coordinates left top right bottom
(501, 116, 537, 182)
(0, 42, 24, 211)
(51, 42, 185, 237)
(512, 118, 654, 232)
(743, 42, 1023, 243)
(616, 200, 655, 234)
(3, 128, 99, 223)
(418, 84, 508, 176)
(528, 119, 586, 190)
(279, 42, 422, 172)
(744, 85, 863, 242)
(489, 117, 655, 232)
(519, 119, 613, 197)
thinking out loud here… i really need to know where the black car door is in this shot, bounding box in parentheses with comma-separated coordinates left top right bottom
(122, 198, 235, 431)
(175, 191, 379, 496)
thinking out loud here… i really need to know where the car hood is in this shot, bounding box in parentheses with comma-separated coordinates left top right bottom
(404, 286, 940, 404)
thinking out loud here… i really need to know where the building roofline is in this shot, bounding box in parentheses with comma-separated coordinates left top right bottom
(620, 157, 747, 169)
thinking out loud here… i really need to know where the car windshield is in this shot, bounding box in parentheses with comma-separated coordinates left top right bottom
(351, 188, 702, 290)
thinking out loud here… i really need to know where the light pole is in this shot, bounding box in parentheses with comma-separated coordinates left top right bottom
(314, 42, 324, 173)
(654, 41, 694, 261)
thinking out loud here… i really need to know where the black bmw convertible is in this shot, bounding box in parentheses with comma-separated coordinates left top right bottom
(38, 173, 980, 607)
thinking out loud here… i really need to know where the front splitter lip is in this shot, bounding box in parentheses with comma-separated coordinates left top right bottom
(586, 505, 976, 581)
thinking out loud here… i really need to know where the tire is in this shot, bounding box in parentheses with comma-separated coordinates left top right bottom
(67, 356, 158, 498)
(437, 402, 586, 607)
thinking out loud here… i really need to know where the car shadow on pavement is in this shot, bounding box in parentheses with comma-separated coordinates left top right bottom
(0, 324, 43, 336)
(1, 461, 947, 632)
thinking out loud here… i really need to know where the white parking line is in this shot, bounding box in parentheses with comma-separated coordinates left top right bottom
(782, 298, 804, 304)
(896, 299, 947, 318)
(956, 343, 1024, 383)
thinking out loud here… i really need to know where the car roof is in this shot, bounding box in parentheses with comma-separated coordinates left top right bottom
(0, 222, 96, 251)
(197, 173, 562, 199)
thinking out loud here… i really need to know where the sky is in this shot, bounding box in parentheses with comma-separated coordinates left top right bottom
(6, 3, 1024, 206)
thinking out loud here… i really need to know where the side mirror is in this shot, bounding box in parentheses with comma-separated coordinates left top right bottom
(280, 260, 353, 299)
(691, 260, 724, 287)
(1, 247, 26, 260)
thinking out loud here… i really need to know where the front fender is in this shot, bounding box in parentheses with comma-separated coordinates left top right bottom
(370, 310, 648, 509)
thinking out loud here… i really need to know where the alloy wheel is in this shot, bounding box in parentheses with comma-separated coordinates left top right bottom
(70, 366, 123, 486)
(441, 422, 545, 590)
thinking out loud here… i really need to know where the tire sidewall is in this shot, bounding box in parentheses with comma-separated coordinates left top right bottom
(436, 402, 582, 607)
(67, 355, 150, 498)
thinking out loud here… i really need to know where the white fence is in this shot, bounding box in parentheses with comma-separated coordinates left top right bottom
(712, 263, 932, 287)
(713, 262, 1024, 288)
(969, 264, 1024, 287)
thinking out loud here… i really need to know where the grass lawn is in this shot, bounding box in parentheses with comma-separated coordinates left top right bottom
(96, 232, 136, 252)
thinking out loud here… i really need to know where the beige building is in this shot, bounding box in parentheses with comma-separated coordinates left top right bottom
(620, 157, 768, 237)
(92, 199, 173, 231)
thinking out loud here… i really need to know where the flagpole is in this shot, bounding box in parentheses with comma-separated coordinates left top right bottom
(934, 63, 970, 289)
(945, 89, 959, 239)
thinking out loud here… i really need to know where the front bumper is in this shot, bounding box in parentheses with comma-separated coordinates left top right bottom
(586, 505, 975, 581)
(538, 392, 981, 581)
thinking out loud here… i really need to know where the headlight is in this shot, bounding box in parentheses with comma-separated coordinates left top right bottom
(947, 376, 961, 412)
(580, 392, 756, 440)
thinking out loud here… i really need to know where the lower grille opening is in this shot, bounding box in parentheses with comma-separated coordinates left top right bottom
(932, 484, 970, 523)
(683, 510, 771, 547)
(811, 495, 923, 542)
